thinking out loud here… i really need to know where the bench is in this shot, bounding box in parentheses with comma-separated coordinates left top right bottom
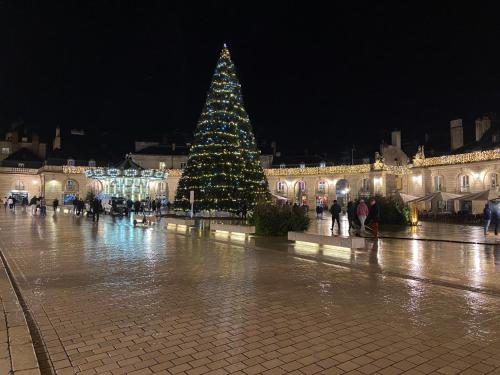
(288, 232, 366, 249)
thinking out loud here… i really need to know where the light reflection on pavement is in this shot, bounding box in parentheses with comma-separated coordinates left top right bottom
(0, 210, 499, 375)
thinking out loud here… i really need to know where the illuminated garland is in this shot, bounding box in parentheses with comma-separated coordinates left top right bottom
(265, 164, 371, 176)
(413, 149, 500, 167)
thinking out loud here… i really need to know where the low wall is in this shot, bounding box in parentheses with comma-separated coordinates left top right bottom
(211, 223, 255, 234)
(288, 231, 366, 249)
(0, 254, 40, 374)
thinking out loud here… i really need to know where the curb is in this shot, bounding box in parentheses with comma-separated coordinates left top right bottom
(0, 252, 41, 375)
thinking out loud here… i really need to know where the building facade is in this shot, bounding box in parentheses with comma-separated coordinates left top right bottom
(1, 123, 499, 213)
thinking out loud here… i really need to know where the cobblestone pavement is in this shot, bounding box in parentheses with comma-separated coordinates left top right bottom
(1, 210, 500, 375)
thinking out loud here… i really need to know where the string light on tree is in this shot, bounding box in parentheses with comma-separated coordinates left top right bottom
(174, 44, 269, 213)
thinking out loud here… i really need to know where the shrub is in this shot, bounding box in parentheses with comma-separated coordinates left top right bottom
(367, 195, 410, 225)
(249, 204, 310, 236)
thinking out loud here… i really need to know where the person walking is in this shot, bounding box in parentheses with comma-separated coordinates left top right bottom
(3, 197, 7, 210)
(330, 200, 341, 233)
(53, 198, 59, 213)
(92, 198, 102, 222)
(367, 198, 381, 238)
(483, 203, 492, 236)
(356, 199, 369, 233)
(347, 200, 355, 232)
(151, 199, 157, 213)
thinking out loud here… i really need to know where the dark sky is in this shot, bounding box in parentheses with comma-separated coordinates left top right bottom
(1, 1, 500, 158)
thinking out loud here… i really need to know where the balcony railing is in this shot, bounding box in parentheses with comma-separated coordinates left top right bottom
(460, 186, 470, 193)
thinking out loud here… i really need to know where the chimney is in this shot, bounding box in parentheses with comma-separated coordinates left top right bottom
(53, 127, 61, 150)
(450, 119, 464, 151)
(270, 141, 277, 156)
(391, 130, 401, 149)
(475, 116, 491, 142)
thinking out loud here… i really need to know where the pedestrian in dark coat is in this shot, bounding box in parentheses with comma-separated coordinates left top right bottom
(347, 200, 355, 232)
(330, 200, 342, 233)
(367, 199, 381, 238)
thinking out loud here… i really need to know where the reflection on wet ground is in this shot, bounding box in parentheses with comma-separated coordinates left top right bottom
(1, 210, 500, 374)
(307, 212, 500, 244)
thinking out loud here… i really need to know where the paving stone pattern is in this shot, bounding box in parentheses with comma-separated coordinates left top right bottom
(1, 211, 500, 374)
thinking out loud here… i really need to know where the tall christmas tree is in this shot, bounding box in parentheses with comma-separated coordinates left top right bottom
(174, 45, 269, 213)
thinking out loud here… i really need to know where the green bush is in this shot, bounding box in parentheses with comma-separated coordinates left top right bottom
(249, 204, 310, 236)
(367, 195, 410, 225)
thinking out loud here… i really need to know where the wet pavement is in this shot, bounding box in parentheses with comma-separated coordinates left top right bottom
(307, 213, 500, 245)
(1, 210, 500, 375)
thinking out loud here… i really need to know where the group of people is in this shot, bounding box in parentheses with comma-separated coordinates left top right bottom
(483, 202, 500, 236)
(329, 198, 380, 238)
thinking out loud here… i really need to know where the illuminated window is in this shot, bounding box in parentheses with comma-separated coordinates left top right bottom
(491, 173, 498, 188)
(299, 162, 305, 169)
(67, 158, 75, 166)
(460, 175, 470, 192)
(88, 159, 96, 167)
(1, 147, 9, 155)
(279, 163, 286, 169)
(318, 180, 326, 192)
(434, 176, 442, 192)
(180, 162, 187, 169)
(362, 178, 369, 191)
(297, 181, 305, 191)
(159, 161, 166, 170)
(277, 181, 286, 192)
(319, 161, 326, 168)
(17, 163, 25, 168)
(66, 179, 77, 191)
(15, 180, 25, 190)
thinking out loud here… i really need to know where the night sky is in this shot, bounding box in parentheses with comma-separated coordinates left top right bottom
(1, 2, 500, 159)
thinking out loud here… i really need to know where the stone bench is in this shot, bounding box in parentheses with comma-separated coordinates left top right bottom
(210, 223, 255, 234)
(288, 231, 366, 249)
(165, 217, 195, 227)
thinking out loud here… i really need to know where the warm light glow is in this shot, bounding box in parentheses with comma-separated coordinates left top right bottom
(412, 175, 422, 184)
(32, 180, 38, 184)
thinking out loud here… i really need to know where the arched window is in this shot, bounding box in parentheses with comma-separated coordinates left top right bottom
(15, 180, 25, 190)
(65, 179, 78, 192)
(277, 181, 286, 192)
(361, 178, 370, 192)
(88, 159, 96, 167)
(460, 175, 470, 192)
(490, 173, 498, 189)
(67, 158, 75, 166)
(434, 175, 442, 192)
(297, 181, 305, 191)
(318, 180, 327, 192)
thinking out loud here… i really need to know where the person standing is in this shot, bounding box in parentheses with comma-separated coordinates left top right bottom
(330, 200, 341, 233)
(493, 205, 500, 236)
(30, 196, 37, 214)
(40, 197, 47, 216)
(356, 199, 369, 233)
(92, 198, 102, 222)
(53, 198, 59, 213)
(483, 203, 492, 236)
(347, 200, 355, 232)
(367, 198, 381, 238)
(7, 196, 14, 210)
(315, 204, 322, 219)
(151, 199, 157, 213)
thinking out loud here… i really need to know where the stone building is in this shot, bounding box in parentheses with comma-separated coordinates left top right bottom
(0, 121, 499, 213)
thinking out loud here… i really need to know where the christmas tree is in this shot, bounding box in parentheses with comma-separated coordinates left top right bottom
(174, 44, 269, 214)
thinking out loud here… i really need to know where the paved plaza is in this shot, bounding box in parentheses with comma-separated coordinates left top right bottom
(1, 210, 500, 375)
